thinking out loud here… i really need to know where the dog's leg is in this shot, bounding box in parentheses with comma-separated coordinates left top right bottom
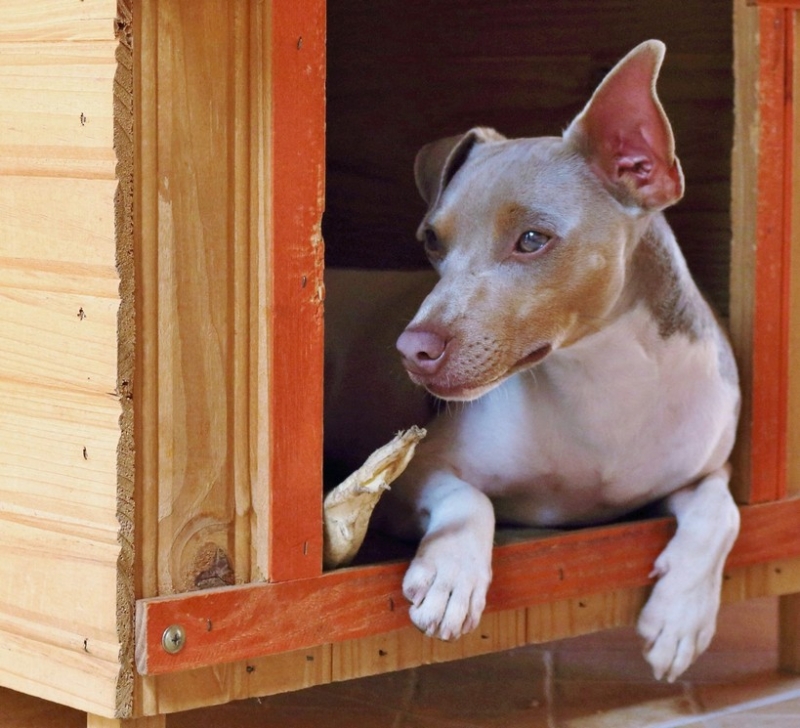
(637, 466, 740, 681)
(398, 471, 495, 641)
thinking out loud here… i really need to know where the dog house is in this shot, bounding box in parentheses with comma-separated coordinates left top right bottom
(1, 0, 800, 724)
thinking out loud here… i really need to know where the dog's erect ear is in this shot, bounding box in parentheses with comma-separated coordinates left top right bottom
(414, 127, 505, 208)
(564, 40, 684, 211)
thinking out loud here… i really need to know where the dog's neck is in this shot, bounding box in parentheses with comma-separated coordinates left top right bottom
(610, 213, 713, 343)
(535, 213, 717, 389)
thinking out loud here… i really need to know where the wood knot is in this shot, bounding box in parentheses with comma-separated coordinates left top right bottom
(193, 544, 235, 590)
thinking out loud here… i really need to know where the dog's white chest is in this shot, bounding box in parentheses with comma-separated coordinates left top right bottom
(428, 306, 737, 526)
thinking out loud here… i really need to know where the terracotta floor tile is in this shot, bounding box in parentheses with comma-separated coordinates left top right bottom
(304, 669, 419, 712)
(170, 698, 404, 728)
(397, 708, 552, 728)
(700, 696, 800, 728)
(693, 673, 800, 716)
(552, 679, 698, 727)
(705, 598, 778, 653)
(1, 688, 85, 728)
(553, 637, 657, 683)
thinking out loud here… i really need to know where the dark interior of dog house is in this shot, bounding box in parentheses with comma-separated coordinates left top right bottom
(324, 0, 733, 318)
(322, 0, 735, 561)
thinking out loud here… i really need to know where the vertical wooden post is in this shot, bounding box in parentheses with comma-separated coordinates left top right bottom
(732, 2, 794, 504)
(134, 0, 289, 596)
(778, 6, 800, 675)
(786, 10, 800, 496)
(264, 0, 326, 582)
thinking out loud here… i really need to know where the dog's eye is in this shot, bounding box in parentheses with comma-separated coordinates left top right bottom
(515, 230, 551, 254)
(424, 229, 442, 256)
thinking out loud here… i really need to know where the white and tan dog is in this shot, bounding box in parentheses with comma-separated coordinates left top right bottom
(325, 40, 740, 682)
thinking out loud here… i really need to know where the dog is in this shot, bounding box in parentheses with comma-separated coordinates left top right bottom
(324, 40, 740, 682)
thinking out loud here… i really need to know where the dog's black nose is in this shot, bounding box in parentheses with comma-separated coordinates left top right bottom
(397, 327, 450, 376)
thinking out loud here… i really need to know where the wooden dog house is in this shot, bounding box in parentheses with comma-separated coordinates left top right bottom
(1, 0, 800, 725)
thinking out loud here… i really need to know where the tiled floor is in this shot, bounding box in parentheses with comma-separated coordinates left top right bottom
(6, 597, 800, 726)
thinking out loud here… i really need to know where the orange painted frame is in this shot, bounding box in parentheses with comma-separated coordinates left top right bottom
(137, 499, 800, 675)
(135, 1, 800, 676)
(754, 0, 800, 8)
(748, 6, 795, 502)
(267, 0, 327, 581)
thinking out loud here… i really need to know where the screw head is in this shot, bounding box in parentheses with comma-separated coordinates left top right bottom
(161, 624, 186, 655)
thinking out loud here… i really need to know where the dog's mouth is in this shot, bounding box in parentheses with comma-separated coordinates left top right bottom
(512, 344, 552, 371)
(422, 343, 553, 401)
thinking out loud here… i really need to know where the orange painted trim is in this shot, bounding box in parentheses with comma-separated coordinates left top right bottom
(750, 0, 800, 8)
(750, 8, 792, 502)
(136, 499, 800, 675)
(268, 1, 327, 580)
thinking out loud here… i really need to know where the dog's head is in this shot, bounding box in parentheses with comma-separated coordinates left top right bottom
(397, 40, 684, 400)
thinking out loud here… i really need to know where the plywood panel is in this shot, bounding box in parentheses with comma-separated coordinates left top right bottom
(0, 0, 117, 43)
(0, 630, 119, 719)
(0, 178, 118, 265)
(0, 0, 125, 718)
(0, 42, 117, 179)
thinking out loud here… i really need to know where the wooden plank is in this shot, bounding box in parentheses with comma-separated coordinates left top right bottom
(133, 0, 161, 607)
(730, 0, 760, 502)
(526, 587, 649, 644)
(0, 178, 119, 265)
(266, 0, 326, 581)
(332, 627, 424, 682)
(143, 645, 331, 717)
(0, 42, 117, 179)
(134, 0, 265, 596)
(0, 625, 120, 718)
(0, 0, 117, 43)
(423, 610, 528, 664)
(0, 14, 124, 715)
(135, 498, 800, 675)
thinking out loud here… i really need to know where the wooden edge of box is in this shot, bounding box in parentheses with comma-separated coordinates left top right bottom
(114, 0, 136, 718)
(133, 498, 800, 677)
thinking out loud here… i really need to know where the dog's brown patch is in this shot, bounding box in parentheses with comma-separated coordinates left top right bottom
(628, 223, 711, 341)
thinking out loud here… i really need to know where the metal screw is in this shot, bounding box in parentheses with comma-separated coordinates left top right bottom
(161, 624, 186, 655)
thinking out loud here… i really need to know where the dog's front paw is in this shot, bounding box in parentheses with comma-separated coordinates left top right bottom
(402, 536, 492, 641)
(637, 566, 720, 682)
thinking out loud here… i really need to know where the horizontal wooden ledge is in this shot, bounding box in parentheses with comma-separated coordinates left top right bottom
(136, 498, 800, 675)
